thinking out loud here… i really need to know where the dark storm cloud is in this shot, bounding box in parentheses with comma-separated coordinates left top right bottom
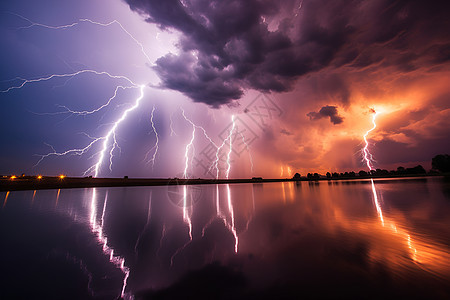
(124, 0, 450, 106)
(307, 105, 343, 125)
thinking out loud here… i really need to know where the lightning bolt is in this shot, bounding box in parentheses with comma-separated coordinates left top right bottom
(180, 110, 239, 179)
(144, 106, 159, 169)
(56, 85, 138, 116)
(33, 84, 146, 177)
(212, 115, 236, 179)
(91, 85, 146, 177)
(362, 109, 379, 171)
(225, 116, 236, 179)
(3, 71, 142, 173)
(2, 12, 157, 177)
(8, 12, 152, 64)
(169, 112, 177, 136)
(363, 110, 420, 263)
(180, 108, 219, 178)
(0, 69, 138, 94)
(78, 19, 152, 63)
(182, 112, 196, 180)
(8, 12, 78, 30)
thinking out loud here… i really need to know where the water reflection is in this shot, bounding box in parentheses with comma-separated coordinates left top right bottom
(0, 178, 449, 299)
(369, 179, 450, 279)
(88, 189, 131, 299)
(3, 191, 9, 208)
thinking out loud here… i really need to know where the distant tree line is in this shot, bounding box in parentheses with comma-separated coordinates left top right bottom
(293, 154, 450, 180)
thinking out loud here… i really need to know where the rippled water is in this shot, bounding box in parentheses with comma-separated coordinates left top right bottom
(1, 177, 450, 299)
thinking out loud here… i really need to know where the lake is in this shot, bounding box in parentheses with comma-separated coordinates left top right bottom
(1, 177, 450, 299)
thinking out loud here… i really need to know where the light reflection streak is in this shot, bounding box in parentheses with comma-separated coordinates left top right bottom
(226, 184, 238, 253)
(89, 189, 132, 299)
(31, 190, 36, 204)
(370, 179, 384, 225)
(370, 179, 418, 262)
(288, 182, 295, 202)
(170, 186, 193, 267)
(215, 184, 239, 252)
(3, 191, 10, 208)
(200, 184, 240, 253)
(135, 191, 152, 255)
(183, 185, 193, 240)
(156, 223, 167, 263)
(240, 184, 257, 236)
(55, 189, 61, 207)
(281, 182, 287, 203)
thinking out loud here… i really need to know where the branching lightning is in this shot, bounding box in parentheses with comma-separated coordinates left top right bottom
(34, 84, 146, 177)
(8, 12, 152, 64)
(91, 85, 146, 177)
(225, 116, 236, 179)
(212, 115, 236, 179)
(8, 12, 78, 30)
(362, 109, 379, 171)
(180, 108, 219, 178)
(144, 106, 159, 169)
(56, 85, 138, 116)
(0, 69, 138, 94)
(182, 110, 197, 179)
(169, 112, 177, 136)
(78, 19, 152, 63)
(0, 13, 161, 177)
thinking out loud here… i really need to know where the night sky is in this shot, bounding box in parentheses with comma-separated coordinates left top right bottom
(1, 0, 449, 178)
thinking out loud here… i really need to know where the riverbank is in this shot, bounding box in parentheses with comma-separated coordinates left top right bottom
(0, 173, 446, 192)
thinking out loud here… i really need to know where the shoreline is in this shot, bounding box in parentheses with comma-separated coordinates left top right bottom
(0, 173, 446, 192)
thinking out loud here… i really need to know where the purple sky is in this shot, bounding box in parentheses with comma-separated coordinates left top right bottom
(1, 0, 449, 178)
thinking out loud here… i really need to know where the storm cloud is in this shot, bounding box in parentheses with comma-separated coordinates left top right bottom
(307, 105, 344, 125)
(124, 0, 450, 106)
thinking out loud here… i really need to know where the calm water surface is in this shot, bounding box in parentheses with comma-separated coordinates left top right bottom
(1, 177, 450, 299)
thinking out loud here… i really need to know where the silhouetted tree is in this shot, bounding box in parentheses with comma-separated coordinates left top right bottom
(432, 154, 450, 172)
(358, 170, 368, 177)
(326, 172, 331, 178)
(405, 165, 426, 174)
(293, 173, 301, 179)
(397, 166, 406, 174)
